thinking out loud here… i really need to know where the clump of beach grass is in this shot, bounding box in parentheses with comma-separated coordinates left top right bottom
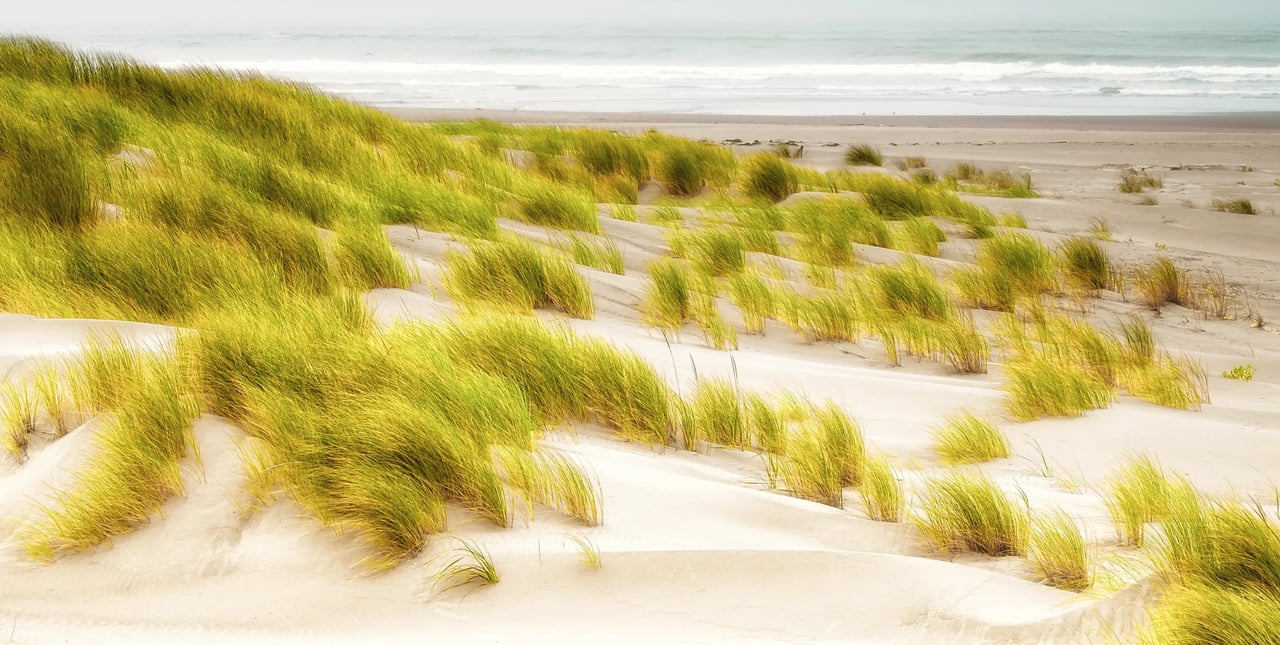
(1059, 237, 1111, 293)
(432, 538, 500, 594)
(1211, 198, 1257, 215)
(914, 471, 1029, 556)
(1118, 167, 1163, 193)
(1223, 364, 1255, 381)
(953, 233, 1057, 310)
(933, 412, 1011, 465)
(739, 153, 797, 202)
(896, 217, 946, 257)
(844, 143, 883, 167)
(1105, 455, 1171, 547)
(895, 156, 928, 171)
(566, 235, 625, 274)
(1, 380, 38, 462)
(685, 378, 747, 450)
(1029, 511, 1092, 591)
(20, 351, 199, 560)
(777, 402, 865, 508)
(446, 237, 593, 318)
(859, 453, 902, 522)
(727, 270, 776, 335)
(1133, 257, 1185, 311)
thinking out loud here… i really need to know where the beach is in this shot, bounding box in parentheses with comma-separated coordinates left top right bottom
(2, 95, 1278, 644)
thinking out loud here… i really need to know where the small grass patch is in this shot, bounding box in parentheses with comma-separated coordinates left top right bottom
(1029, 511, 1092, 591)
(1223, 364, 1255, 381)
(567, 235, 625, 274)
(1118, 167, 1163, 193)
(1211, 198, 1257, 215)
(954, 233, 1057, 311)
(933, 412, 1011, 465)
(445, 237, 594, 318)
(1105, 455, 1171, 547)
(1059, 237, 1111, 292)
(859, 453, 902, 522)
(739, 153, 797, 202)
(844, 143, 883, 167)
(915, 471, 1029, 556)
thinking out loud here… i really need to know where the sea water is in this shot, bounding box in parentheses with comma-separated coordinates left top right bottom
(18, 21, 1280, 115)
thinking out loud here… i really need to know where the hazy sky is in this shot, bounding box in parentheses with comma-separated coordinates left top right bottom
(7, 0, 1279, 33)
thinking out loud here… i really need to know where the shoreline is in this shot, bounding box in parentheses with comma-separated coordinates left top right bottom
(383, 107, 1280, 132)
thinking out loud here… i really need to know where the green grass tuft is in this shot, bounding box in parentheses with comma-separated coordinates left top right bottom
(446, 237, 593, 318)
(844, 144, 883, 167)
(933, 412, 1011, 465)
(739, 153, 797, 202)
(915, 471, 1029, 556)
(1029, 511, 1092, 591)
(1223, 364, 1255, 381)
(1211, 198, 1257, 215)
(859, 453, 903, 522)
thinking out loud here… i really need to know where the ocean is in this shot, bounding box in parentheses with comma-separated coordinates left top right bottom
(39, 25, 1280, 115)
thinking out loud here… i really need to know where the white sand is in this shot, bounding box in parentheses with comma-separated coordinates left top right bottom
(3, 115, 1279, 643)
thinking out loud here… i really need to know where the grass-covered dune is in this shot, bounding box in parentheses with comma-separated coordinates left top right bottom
(1, 37, 1277, 642)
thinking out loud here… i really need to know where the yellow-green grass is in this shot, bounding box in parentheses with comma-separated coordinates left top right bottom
(933, 412, 1011, 464)
(739, 153, 798, 202)
(20, 350, 199, 560)
(567, 235, 625, 274)
(1211, 198, 1257, 215)
(641, 259, 694, 331)
(1029, 511, 1092, 591)
(1105, 455, 1171, 547)
(785, 197, 888, 265)
(445, 237, 594, 318)
(683, 228, 747, 276)
(1142, 479, 1280, 643)
(1059, 237, 1111, 292)
(895, 217, 947, 257)
(1005, 350, 1115, 420)
(954, 233, 1057, 311)
(844, 143, 883, 167)
(1, 380, 38, 462)
(686, 378, 747, 450)
(914, 471, 1029, 556)
(783, 290, 859, 343)
(31, 360, 76, 438)
(778, 402, 865, 508)
(832, 172, 935, 220)
(1133, 256, 1186, 311)
(1142, 584, 1280, 645)
(432, 537, 500, 594)
(895, 156, 928, 171)
(494, 446, 602, 526)
(727, 271, 777, 335)
(1118, 167, 1163, 193)
(859, 453, 903, 522)
(944, 164, 1039, 198)
(1223, 364, 1255, 381)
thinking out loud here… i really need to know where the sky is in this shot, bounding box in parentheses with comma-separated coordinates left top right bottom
(5, 0, 1279, 33)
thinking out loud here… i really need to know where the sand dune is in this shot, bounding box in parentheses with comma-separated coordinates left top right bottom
(3, 114, 1279, 643)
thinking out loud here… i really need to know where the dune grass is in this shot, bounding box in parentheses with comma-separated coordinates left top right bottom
(785, 197, 888, 264)
(1, 380, 38, 463)
(778, 402, 865, 508)
(1223, 364, 1255, 381)
(641, 259, 693, 331)
(945, 164, 1039, 198)
(933, 412, 1011, 464)
(1105, 455, 1171, 547)
(1059, 237, 1111, 292)
(727, 271, 777, 335)
(21, 349, 199, 561)
(567, 235, 625, 274)
(1211, 198, 1257, 215)
(953, 233, 1057, 310)
(844, 143, 883, 167)
(895, 217, 947, 257)
(859, 453, 903, 522)
(915, 471, 1029, 556)
(1133, 257, 1186, 311)
(1118, 167, 1163, 193)
(432, 537, 500, 594)
(739, 153, 797, 202)
(1029, 511, 1092, 591)
(446, 237, 593, 318)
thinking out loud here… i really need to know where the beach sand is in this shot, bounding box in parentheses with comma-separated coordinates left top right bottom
(3, 111, 1279, 643)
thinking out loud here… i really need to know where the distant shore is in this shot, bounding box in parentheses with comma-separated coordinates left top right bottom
(385, 108, 1280, 133)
